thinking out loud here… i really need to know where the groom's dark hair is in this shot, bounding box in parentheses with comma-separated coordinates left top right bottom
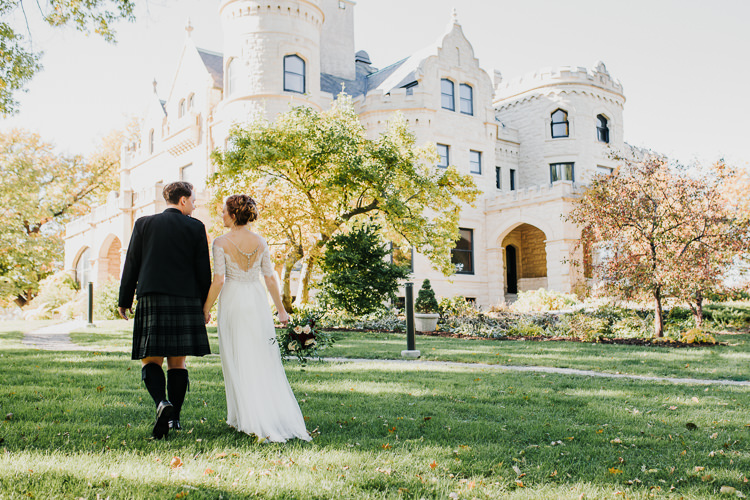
(163, 181, 194, 204)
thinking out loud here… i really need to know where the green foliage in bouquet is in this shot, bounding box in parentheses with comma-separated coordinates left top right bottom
(276, 315, 336, 364)
(414, 279, 439, 314)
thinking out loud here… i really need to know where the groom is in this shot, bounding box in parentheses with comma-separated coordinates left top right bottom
(118, 181, 212, 439)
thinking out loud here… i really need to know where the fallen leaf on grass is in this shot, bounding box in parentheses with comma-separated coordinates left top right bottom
(375, 467, 392, 475)
(203, 468, 214, 476)
(720, 486, 737, 495)
(610, 438, 622, 444)
(515, 481, 524, 487)
(423, 417, 432, 421)
(381, 443, 391, 450)
(429, 461, 438, 470)
(702, 474, 714, 482)
(5, 413, 12, 421)
(692, 397, 700, 403)
(170, 457, 183, 469)
(669, 406, 678, 410)
(609, 468, 623, 474)
(175, 492, 189, 499)
(710, 433, 718, 439)
(215, 452, 228, 459)
(695, 466, 705, 472)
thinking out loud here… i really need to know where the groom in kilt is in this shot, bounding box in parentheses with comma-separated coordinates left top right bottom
(118, 181, 212, 439)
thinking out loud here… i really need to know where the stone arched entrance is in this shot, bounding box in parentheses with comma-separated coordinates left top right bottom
(502, 224, 548, 295)
(97, 235, 122, 283)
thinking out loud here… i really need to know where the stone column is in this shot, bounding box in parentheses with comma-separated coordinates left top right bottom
(486, 247, 504, 306)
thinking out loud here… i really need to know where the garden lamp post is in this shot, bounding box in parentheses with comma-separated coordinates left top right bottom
(401, 282, 420, 358)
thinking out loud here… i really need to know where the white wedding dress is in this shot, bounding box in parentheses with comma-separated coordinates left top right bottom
(213, 238, 311, 442)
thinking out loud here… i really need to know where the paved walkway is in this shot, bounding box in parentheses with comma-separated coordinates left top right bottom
(19, 322, 750, 387)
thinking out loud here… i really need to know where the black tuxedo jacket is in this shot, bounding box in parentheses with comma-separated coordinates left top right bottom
(118, 208, 211, 309)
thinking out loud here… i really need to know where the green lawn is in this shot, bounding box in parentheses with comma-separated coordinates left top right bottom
(1, 321, 748, 498)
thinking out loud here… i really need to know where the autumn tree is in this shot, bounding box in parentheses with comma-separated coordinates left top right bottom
(210, 96, 480, 308)
(568, 155, 750, 336)
(0, 128, 123, 305)
(1, 0, 135, 115)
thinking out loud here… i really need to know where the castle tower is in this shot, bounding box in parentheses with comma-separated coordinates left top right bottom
(216, 0, 324, 131)
(319, 0, 355, 80)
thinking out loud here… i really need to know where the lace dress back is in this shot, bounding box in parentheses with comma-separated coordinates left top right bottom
(211, 234, 310, 443)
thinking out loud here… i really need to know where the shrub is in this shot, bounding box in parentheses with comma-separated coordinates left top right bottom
(702, 303, 750, 329)
(414, 279, 439, 314)
(438, 295, 475, 319)
(94, 280, 127, 320)
(510, 288, 580, 312)
(680, 328, 717, 345)
(27, 271, 78, 319)
(506, 316, 546, 337)
(560, 313, 609, 341)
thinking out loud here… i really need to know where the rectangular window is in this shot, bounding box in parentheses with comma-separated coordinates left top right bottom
(495, 166, 501, 189)
(596, 165, 614, 176)
(437, 144, 450, 168)
(404, 82, 417, 96)
(284, 55, 306, 93)
(469, 150, 481, 174)
(550, 162, 575, 183)
(180, 163, 195, 184)
(451, 228, 474, 274)
(390, 243, 413, 272)
(509, 169, 516, 191)
(440, 79, 455, 111)
(459, 83, 473, 115)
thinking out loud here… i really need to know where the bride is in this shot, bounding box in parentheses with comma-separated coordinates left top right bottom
(203, 194, 311, 443)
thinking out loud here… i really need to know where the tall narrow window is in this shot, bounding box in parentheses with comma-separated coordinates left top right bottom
(495, 166, 501, 189)
(437, 144, 450, 168)
(596, 114, 610, 143)
(148, 129, 154, 154)
(187, 94, 194, 110)
(551, 108, 569, 138)
(178, 99, 186, 118)
(441, 79, 455, 111)
(227, 58, 241, 96)
(284, 55, 305, 93)
(509, 169, 516, 191)
(469, 150, 482, 174)
(550, 162, 575, 182)
(451, 228, 474, 274)
(459, 83, 473, 115)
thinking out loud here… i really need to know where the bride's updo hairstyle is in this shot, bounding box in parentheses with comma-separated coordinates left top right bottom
(225, 194, 258, 226)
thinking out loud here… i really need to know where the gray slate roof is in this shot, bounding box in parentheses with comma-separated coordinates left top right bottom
(197, 48, 223, 89)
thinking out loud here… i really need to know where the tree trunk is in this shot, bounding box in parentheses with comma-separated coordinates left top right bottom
(297, 254, 316, 305)
(280, 245, 303, 312)
(653, 287, 664, 338)
(14, 295, 27, 308)
(694, 290, 703, 328)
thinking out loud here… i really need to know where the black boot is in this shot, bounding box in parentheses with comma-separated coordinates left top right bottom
(142, 363, 172, 439)
(167, 368, 189, 431)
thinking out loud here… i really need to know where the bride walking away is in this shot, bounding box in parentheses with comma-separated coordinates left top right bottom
(203, 194, 311, 443)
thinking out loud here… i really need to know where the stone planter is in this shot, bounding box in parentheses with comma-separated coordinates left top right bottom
(414, 312, 439, 332)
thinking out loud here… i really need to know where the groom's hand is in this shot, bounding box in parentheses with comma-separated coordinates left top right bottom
(117, 307, 132, 320)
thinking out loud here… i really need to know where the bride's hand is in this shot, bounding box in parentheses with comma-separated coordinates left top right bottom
(203, 308, 211, 325)
(277, 309, 290, 327)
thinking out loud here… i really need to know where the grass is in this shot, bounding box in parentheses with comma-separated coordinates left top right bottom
(1, 321, 749, 498)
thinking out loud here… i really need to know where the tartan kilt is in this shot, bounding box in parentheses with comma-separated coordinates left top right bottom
(131, 294, 210, 360)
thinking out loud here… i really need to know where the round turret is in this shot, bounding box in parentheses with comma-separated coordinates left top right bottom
(216, 0, 324, 127)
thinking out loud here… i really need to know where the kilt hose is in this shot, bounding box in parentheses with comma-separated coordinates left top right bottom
(131, 294, 210, 360)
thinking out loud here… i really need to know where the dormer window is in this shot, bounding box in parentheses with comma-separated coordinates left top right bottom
(284, 55, 305, 93)
(459, 84, 473, 115)
(597, 114, 610, 143)
(551, 109, 569, 138)
(440, 79, 455, 111)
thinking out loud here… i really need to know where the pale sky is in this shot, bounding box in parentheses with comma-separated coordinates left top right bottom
(2, 0, 749, 168)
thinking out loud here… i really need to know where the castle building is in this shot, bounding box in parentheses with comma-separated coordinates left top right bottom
(64, 0, 628, 307)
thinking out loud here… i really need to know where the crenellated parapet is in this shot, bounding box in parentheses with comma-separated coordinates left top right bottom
(485, 181, 581, 212)
(494, 62, 624, 108)
(219, 0, 324, 26)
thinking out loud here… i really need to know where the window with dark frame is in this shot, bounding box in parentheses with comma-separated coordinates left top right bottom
(597, 114, 610, 143)
(469, 150, 481, 174)
(284, 55, 305, 93)
(441, 79, 455, 111)
(437, 144, 450, 168)
(495, 166, 501, 189)
(551, 108, 569, 138)
(459, 83, 473, 115)
(403, 81, 418, 96)
(550, 162, 575, 183)
(451, 228, 474, 274)
(509, 169, 516, 190)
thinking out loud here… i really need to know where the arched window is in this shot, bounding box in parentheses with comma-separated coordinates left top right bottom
(459, 83, 473, 115)
(597, 114, 610, 143)
(283, 55, 305, 93)
(227, 58, 241, 96)
(148, 129, 154, 154)
(74, 248, 91, 288)
(178, 99, 186, 118)
(441, 79, 455, 111)
(551, 109, 569, 138)
(187, 93, 194, 110)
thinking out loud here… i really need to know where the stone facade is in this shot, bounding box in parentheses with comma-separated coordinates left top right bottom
(64, 0, 630, 307)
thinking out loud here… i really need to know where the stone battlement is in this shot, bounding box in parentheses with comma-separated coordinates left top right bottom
(494, 62, 623, 101)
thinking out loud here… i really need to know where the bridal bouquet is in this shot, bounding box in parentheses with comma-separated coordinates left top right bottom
(277, 316, 336, 363)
